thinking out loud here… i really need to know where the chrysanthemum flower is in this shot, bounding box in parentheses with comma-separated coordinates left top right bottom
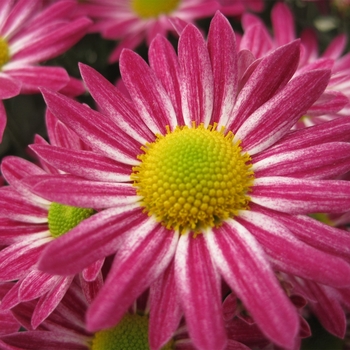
(0, 112, 102, 329)
(27, 12, 350, 350)
(240, 2, 350, 128)
(76, 0, 249, 63)
(0, 0, 91, 141)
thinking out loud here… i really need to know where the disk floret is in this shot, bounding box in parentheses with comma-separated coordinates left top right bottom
(132, 123, 254, 233)
(131, 0, 180, 18)
(0, 37, 10, 68)
(48, 202, 95, 238)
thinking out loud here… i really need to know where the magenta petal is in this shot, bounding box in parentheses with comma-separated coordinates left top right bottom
(149, 35, 184, 126)
(237, 69, 331, 154)
(238, 210, 350, 287)
(175, 233, 227, 350)
(31, 144, 131, 183)
(307, 90, 349, 116)
(207, 11, 237, 126)
(271, 2, 295, 46)
(31, 276, 73, 329)
(24, 174, 137, 209)
(251, 177, 350, 214)
(119, 49, 177, 134)
(205, 220, 299, 348)
(41, 89, 139, 165)
(0, 101, 6, 142)
(0, 74, 21, 99)
(38, 206, 144, 276)
(79, 63, 153, 144)
(178, 23, 214, 126)
(86, 222, 178, 331)
(149, 261, 182, 350)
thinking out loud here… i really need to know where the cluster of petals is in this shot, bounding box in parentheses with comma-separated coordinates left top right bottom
(77, 0, 263, 63)
(0, 112, 102, 330)
(14, 11, 350, 350)
(0, 0, 92, 141)
(239, 2, 350, 128)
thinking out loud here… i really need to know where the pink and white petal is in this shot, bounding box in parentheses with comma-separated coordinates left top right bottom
(149, 35, 184, 126)
(0, 310, 20, 336)
(322, 34, 347, 60)
(307, 91, 349, 116)
(227, 40, 300, 133)
(271, 3, 295, 46)
(207, 11, 237, 127)
(205, 220, 299, 349)
(0, 0, 13, 28)
(31, 144, 131, 182)
(0, 187, 48, 223)
(149, 261, 182, 350)
(38, 206, 145, 276)
(237, 69, 331, 155)
(251, 177, 350, 214)
(24, 175, 137, 209)
(120, 49, 177, 135)
(82, 259, 104, 282)
(305, 281, 346, 338)
(253, 204, 350, 260)
(79, 63, 153, 144)
(41, 89, 140, 165)
(86, 222, 178, 331)
(31, 276, 74, 329)
(0, 74, 21, 99)
(19, 270, 59, 302)
(11, 18, 92, 64)
(0, 283, 21, 311)
(0, 0, 40, 38)
(175, 233, 227, 350)
(80, 273, 104, 304)
(253, 142, 350, 179)
(0, 239, 48, 281)
(0, 101, 6, 143)
(237, 210, 350, 287)
(5, 66, 69, 94)
(253, 116, 350, 162)
(237, 50, 256, 84)
(178, 23, 214, 126)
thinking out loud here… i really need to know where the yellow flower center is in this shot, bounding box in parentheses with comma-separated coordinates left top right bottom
(132, 123, 254, 233)
(0, 37, 10, 69)
(131, 0, 180, 18)
(48, 202, 95, 238)
(91, 313, 174, 350)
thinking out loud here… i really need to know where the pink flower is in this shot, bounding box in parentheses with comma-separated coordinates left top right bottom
(27, 12, 350, 350)
(0, 112, 102, 329)
(0, 0, 92, 141)
(240, 2, 350, 128)
(77, 0, 247, 63)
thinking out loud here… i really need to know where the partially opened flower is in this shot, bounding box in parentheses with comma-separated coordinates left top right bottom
(0, 0, 91, 141)
(77, 0, 247, 63)
(27, 12, 350, 350)
(240, 2, 350, 128)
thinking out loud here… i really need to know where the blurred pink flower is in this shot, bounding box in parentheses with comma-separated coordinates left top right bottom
(0, 0, 91, 141)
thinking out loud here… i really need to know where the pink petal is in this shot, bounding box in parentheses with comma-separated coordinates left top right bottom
(119, 49, 177, 134)
(251, 177, 350, 214)
(86, 222, 178, 331)
(79, 63, 153, 144)
(0, 74, 21, 99)
(24, 174, 137, 209)
(227, 40, 300, 133)
(238, 210, 350, 288)
(82, 259, 104, 282)
(30, 144, 131, 183)
(322, 34, 347, 60)
(0, 101, 7, 142)
(38, 206, 145, 276)
(41, 89, 139, 165)
(237, 69, 331, 155)
(307, 90, 349, 116)
(149, 35, 184, 125)
(178, 23, 214, 126)
(207, 11, 237, 127)
(271, 2, 295, 46)
(5, 67, 69, 93)
(175, 233, 227, 350)
(149, 261, 182, 350)
(205, 220, 299, 349)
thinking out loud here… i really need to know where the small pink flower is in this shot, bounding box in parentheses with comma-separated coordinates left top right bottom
(0, 0, 92, 141)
